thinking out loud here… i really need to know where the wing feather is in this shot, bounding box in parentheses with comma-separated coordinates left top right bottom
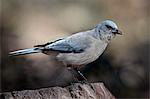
(43, 33, 92, 53)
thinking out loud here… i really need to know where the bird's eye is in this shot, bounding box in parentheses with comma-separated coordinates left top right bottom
(105, 25, 113, 30)
(98, 30, 101, 33)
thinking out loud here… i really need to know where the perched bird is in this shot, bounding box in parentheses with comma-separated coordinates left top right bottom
(9, 20, 122, 81)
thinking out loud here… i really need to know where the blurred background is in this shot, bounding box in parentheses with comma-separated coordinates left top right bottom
(1, 0, 149, 98)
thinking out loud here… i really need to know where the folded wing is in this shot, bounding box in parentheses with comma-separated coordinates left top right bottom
(41, 34, 92, 53)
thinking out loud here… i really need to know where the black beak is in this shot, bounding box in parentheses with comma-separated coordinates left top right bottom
(112, 29, 123, 35)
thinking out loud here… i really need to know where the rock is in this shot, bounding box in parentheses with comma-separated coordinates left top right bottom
(1, 82, 115, 99)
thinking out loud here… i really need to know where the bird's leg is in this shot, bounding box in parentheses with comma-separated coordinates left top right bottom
(74, 68, 95, 92)
(67, 66, 95, 92)
(76, 70, 88, 83)
(74, 68, 88, 83)
(70, 69, 80, 83)
(67, 65, 81, 84)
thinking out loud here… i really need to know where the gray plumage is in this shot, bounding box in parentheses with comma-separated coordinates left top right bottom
(9, 48, 42, 56)
(9, 20, 122, 67)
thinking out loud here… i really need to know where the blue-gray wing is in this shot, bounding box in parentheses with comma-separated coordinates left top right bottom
(45, 43, 84, 53)
(43, 35, 91, 53)
(34, 38, 64, 47)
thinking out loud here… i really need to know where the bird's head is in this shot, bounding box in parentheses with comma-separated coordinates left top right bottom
(95, 20, 122, 42)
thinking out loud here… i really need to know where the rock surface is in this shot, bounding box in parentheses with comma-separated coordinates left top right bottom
(1, 83, 115, 99)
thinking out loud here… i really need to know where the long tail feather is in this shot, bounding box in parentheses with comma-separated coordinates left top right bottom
(9, 48, 42, 56)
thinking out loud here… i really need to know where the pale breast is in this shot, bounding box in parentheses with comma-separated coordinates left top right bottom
(56, 39, 108, 65)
